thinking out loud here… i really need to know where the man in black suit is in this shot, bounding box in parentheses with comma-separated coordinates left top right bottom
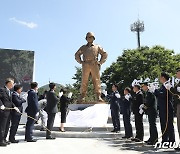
(141, 82, 158, 145)
(121, 87, 133, 139)
(25, 82, 39, 142)
(164, 68, 180, 151)
(108, 84, 121, 133)
(131, 84, 144, 142)
(154, 72, 175, 143)
(0, 78, 19, 146)
(46, 82, 59, 139)
(9, 85, 26, 143)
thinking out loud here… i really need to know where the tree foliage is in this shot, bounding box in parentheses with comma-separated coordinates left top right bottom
(0, 49, 34, 91)
(101, 46, 180, 93)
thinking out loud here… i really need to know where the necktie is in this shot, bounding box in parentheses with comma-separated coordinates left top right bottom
(8, 90, 10, 96)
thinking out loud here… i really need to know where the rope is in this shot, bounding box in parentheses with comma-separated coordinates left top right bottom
(169, 89, 180, 100)
(81, 127, 93, 132)
(3, 108, 52, 133)
(124, 89, 173, 147)
(155, 89, 180, 143)
(154, 89, 169, 144)
(3, 88, 179, 143)
(134, 88, 179, 146)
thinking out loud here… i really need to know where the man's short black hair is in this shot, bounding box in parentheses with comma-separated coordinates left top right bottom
(161, 72, 170, 81)
(43, 90, 48, 94)
(125, 87, 131, 93)
(14, 84, 23, 91)
(49, 82, 56, 90)
(5, 78, 14, 85)
(31, 82, 38, 89)
(140, 82, 148, 87)
(60, 88, 67, 94)
(176, 68, 180, 72)
(112, 84, 119, 89)
(134, 84, 141, 90)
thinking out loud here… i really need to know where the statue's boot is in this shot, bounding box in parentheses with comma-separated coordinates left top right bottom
(78, 94, 86, 103)
(96, 94, 104, 102)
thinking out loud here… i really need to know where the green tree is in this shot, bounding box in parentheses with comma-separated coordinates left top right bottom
(38, 83, 73, 109)
(0, 49, 34, 91)
(101, 46, 180, 93)
(38, 83, 64, 96)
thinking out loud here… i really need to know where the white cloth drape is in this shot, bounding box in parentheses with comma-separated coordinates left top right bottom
(66, 104, 110, 127)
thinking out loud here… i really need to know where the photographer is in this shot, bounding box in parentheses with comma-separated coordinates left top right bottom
(38, 90, 48, 131)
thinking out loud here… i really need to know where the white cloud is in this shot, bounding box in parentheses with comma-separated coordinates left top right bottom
(9, 17, 38, 29)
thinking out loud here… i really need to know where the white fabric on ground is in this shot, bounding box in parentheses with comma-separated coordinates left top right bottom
(66, 104, 110, 127)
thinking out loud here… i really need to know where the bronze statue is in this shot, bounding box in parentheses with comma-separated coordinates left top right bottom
(75, 32, 108, 103)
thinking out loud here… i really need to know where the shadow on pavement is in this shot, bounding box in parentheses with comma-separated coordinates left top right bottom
(101, 138, 179, 154)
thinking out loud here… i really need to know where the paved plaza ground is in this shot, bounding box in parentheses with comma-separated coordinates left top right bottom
(1, 114, 179, 154)
(0, 134, 179, 154)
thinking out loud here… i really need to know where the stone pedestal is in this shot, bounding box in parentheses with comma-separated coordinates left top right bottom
(68, 104, 94, 111)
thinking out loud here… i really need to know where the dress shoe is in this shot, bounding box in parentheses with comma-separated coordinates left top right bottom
(135, 138, 143, 142)
(146, 140, 157, 145)
(146, 142, 155, 145)
(111, 129, 116, 132)
(122, 136, 132, 139)
(5, 140, 10, 145)
(111, 129, 120, 133)
(26, 139, 37, 142)
(131, 138, 142, 142)
(46, 136, 56, 140)
(175, 147, 180, 151)
(9, 140, 19, 143)
(144, 140, 150, 143)
(59, 128, 66, 132)
(0, 142, 7, 146)
(40, 128, 46, 131)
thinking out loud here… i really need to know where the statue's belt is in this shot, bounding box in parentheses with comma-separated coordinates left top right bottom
(83, 60, 98, 63)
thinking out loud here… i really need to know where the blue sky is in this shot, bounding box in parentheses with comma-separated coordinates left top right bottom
(0, 0, 180, 86)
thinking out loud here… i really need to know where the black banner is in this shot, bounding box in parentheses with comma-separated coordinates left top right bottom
(0, 48, 34, 91)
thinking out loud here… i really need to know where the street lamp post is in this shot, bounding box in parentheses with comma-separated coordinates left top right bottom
(131, 19, 145, 49)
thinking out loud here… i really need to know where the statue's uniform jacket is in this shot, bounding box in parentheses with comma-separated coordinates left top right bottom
(75, 43, 107, 96)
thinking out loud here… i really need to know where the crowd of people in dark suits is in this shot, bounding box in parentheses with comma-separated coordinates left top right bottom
(108, 69, 180, 151)
(0, 68, 179, 151)
(0, 80, 69, 146)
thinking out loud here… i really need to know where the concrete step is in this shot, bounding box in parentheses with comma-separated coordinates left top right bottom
(34, 124, 150, 132)
(17, 127, 161, 139)
(17, 123, 152, 139)
(35, 125, 113, 132)
(17, 129, 122, 138)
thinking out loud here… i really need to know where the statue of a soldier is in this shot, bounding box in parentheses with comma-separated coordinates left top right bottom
(75, 32, 108, 103)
